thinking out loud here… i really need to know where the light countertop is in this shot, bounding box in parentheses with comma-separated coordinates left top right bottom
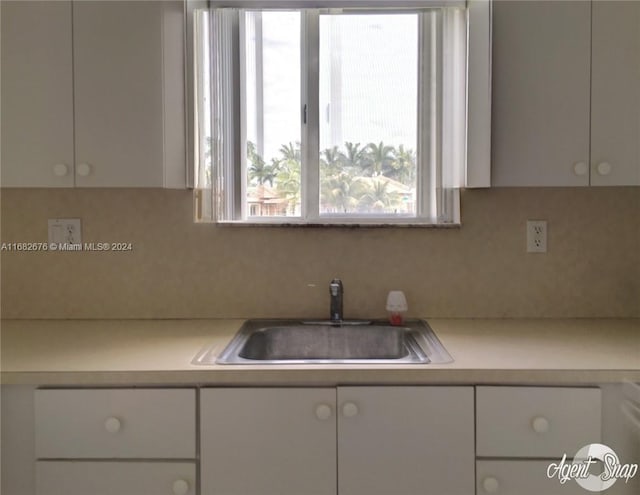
(1, 318, 638, 386)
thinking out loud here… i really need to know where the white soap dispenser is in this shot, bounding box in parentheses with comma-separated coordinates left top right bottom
(386, 290, 408, 326)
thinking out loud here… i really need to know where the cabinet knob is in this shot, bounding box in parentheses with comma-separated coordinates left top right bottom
(342, 402, 359, 418)
(315, 404, 332, 420)
(172, 479, 189, 495)
(531, 416, 550, 433)
(596, 162, 612, 176)
(483, 477, 499, 493)
(104, 416, 121, 433)
(53, 163, 69, 177)
(573, 162, 588, 176)
(76, 163, 92, 177)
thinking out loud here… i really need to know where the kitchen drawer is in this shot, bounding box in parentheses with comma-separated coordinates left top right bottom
(36, 461, 195, 495)
(476, 386, 601, 458)
(35, 389, 195, 459)
(477, 460, 585, 495)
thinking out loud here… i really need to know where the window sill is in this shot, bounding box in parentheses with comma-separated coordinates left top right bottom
(211, 219, 461, 228)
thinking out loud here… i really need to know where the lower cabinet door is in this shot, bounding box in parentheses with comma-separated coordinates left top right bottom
(200, 388, 337, 495)
(476, 386, 602, 458)
(477, 460, 586, 495)
(337, 386, 475, 495)
(35, 388, 196, 459)
(36, 461, 195, 495)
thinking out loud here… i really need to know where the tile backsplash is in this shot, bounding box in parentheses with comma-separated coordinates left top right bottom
(1, 187, 638, 319)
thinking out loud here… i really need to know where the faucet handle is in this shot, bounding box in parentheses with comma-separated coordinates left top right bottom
(330, 278, 343, 296)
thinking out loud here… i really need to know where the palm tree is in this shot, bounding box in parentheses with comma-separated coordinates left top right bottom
(276, 157, 301, 215)
(363, 142, 395, 177)
(247, 141, 279, 186)
(358, 178, 402, 212)
(279, 142, 301, 165)
(246, 141, 259, 164)
(320, 146, 342, 178)
(340, 142, 367, 172)
(321, 172, 368, 213)
(388, 145, 416, 185)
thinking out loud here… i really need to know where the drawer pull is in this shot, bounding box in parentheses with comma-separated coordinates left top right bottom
(342, 402, 359, 418)
(573, 162, 588, 176)
(172, 479, 189, 495)
(104, 416, 122, 433)
(596, 162, 612, 176)
(531, 416, 550, 433)
(76, 162, 92, 177)
(483, 477, 499, 493)
(53, 163, 69, 177)
(315, 404, 332, 421)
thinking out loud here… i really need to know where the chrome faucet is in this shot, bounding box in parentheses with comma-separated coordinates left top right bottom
(329, 279, 343, 322)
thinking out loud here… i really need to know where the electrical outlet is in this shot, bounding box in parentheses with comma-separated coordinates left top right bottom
(48, 219, 82, 246)
(526, 220, 547, 253)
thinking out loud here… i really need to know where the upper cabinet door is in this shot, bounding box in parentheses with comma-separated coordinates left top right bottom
(491, 1, 591, 186)
(73, 1, 165, 187)
(1, 1, 75, 187)
(591, 0, 640, 186)
(337, 386, 475, 495)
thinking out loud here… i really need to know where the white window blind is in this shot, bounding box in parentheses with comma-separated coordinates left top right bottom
(193, 1, 491, 225)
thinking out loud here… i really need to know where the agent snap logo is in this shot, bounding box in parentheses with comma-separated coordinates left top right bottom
(547, 443, 638, 492)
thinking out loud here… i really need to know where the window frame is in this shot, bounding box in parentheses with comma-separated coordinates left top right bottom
(189, 0, 491, 226)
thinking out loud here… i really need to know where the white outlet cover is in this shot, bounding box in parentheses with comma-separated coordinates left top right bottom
(526, 220, 547, 253)
(48, 218, 82, 246)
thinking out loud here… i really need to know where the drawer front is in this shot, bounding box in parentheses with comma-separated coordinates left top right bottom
(477, 460, 585, 495)
(477, 387, 601, 457)
(35, 389, 195, 458)
(36, 461, 195, 495)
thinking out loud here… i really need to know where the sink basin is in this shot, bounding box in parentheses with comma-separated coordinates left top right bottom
(193, 319, 453, 365)
(240, 325, 407, 360)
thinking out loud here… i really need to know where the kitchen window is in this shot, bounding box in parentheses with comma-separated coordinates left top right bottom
(192, 1, 491, 225)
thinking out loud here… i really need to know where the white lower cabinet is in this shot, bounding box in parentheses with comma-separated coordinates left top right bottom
(476, 387, 603, 495)
(200, 388, 336, 495)
(3, 384, 619, 495)
(337, 387, 474, 495)
(32, 388, 196, 495)
(35, 389, 196, 458)
(476, 386, 602, 458)
(476, 460, 585, 495)
(36, 462, 196, 495)
(200, 386, 475, 495)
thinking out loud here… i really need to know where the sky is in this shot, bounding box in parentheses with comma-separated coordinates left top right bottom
(247, 11, 418, 163)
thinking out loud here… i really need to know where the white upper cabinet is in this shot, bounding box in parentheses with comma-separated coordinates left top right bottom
(72, 1, 164, 187)
(492, 0, 640, 187)
(492, 0, 591, 186)
(590, 0, 640, 186)
(1, 1, 186, 188)
(1, 1, 75, 187)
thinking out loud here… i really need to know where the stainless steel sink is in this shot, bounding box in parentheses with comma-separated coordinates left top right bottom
(193, 319, 453, 365)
